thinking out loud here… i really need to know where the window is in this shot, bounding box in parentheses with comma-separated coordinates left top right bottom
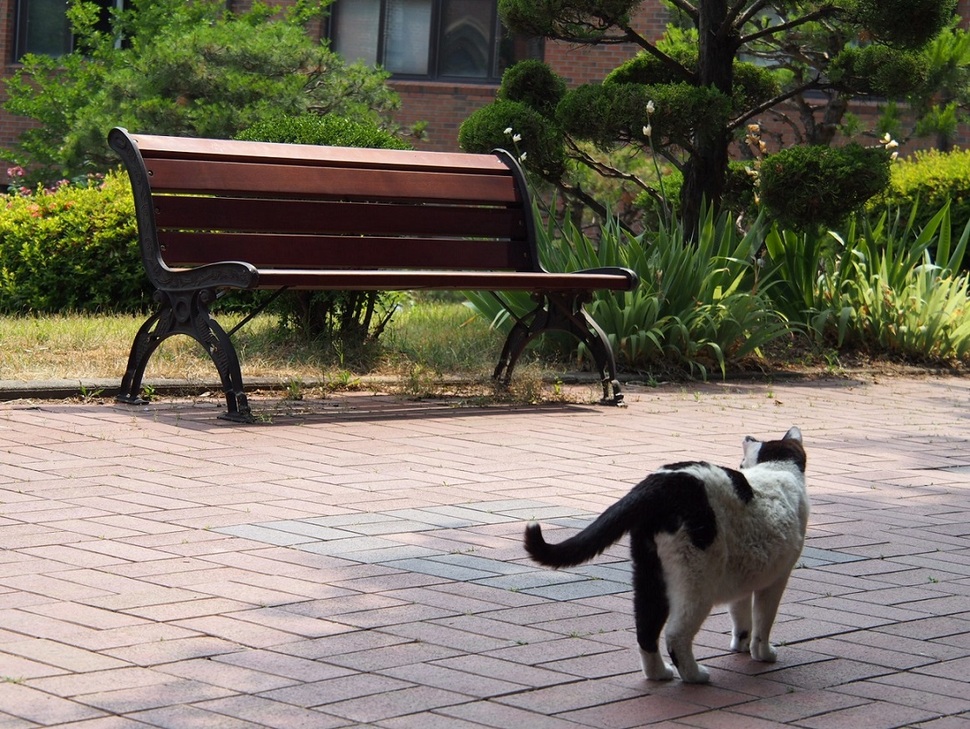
(13, 0, 124, 60)
(328, 0, 540, 82)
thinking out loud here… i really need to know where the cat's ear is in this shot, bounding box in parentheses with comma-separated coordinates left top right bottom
(783, 426, 803, 443)
(742, 436, 761, 465)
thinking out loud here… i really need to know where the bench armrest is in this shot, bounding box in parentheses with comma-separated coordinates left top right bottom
(572, 266, 640, 290)
(109, 127, 259, 292)
(156, 261, 260, 292)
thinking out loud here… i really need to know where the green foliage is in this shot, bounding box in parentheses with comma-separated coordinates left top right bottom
(829, 45, 929, 97)
(852, 0, 959, 49)
(489, 0, 961, 231)
(3, 0, 398, 184)
(759, 143, 893, 230)
(607, 51, 780, 113)
(498, 60, 567, 118)
(235, 114, 411, 150)
(458, 100, 566, 179)
(764, 203, 970, 361)
(557, 82, 731, 153)
(872, 148, 970, 237)
(498, 0, 637, 42)
(0, 172, 148, 313)
(465, 203, 788, 378)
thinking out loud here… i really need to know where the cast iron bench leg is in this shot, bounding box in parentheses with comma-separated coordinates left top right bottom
(116, 289, 253, 422)
(492, 293, 624, 406)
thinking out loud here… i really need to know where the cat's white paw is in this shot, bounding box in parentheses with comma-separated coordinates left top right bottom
(678, 664, 711, 684)
(639, 649, 674, 681)
(750, 637, 778, 663)
(730, 633, 750, 652)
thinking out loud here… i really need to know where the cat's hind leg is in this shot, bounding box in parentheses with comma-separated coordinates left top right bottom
(728, 596, 752, 653)
(665, 600, 714, 683)
(633, 545, 674, 681)
(750, 573, 791, 662)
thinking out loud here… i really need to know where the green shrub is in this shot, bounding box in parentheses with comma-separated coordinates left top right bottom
(763, 202, 970, 361)
(760, 143, 893, 230)
(235, 114, 411, 150)
(498, 60, 566, 118)
(4, 0, 398, 185)
(872, 148, 970, 239)
(0, 171, 147, 313)
(465, 202, 788, 378)
(459, 99, 567, 179)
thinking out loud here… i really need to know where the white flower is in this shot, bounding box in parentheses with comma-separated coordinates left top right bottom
(881, 132, 892, 144)
(504, 127, 513, 136)
(512, 133, 522, 143)
(646, 100, 656, 115)
(519, 152, 528, 162)
(885, 139, 899, 150)
(642, 124, 652, 138)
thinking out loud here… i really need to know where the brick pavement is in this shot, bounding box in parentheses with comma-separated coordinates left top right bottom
(1, 376, 968, 728)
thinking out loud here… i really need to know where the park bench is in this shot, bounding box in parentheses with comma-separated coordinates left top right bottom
(108, 127, 639, 421)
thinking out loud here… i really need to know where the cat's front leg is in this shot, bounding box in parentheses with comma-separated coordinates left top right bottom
(666, 636, 710, 683)
(750, 575, 790, 662)
(728, 596, 752, 653)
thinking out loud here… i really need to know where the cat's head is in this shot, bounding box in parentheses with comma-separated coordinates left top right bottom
(741, 426, 806, 472)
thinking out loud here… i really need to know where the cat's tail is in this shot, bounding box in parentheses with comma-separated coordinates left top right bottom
(524, 489, 642, 568)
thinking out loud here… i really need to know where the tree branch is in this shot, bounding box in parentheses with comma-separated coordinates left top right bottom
(728, 77, 827, 131)
(732, 0, 773, 30)
(566, 138, 654, 195)
(740, 5, 840, 46)
(665, 0, 698, 23)
(609, 22, 695, 83)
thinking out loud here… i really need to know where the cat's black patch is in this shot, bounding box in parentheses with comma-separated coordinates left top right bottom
(669, 647, 681, 668)
(723, 467, 754, 503)
(756, 439, 807, 472)
(635, 471, 718, 550)
(663, 460, 708, 472)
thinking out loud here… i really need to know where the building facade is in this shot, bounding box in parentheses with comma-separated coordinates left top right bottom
(1, 0, 967, 175)
(0, 0, 664, 172)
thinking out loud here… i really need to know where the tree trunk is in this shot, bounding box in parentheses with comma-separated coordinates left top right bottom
(680, 0, 736, 237)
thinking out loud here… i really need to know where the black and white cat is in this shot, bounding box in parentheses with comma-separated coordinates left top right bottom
(524, 427, 808, 683)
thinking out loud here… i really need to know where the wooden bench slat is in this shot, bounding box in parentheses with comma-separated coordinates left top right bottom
(158, 232, 529, 270)
(146, 158, 521, 204)
(249, 269, 638, 292)
(154, 196, 527, 239)
(134, 133, 511, 174)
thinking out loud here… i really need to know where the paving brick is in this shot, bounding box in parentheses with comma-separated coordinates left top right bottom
(79, 678, 233, 714)
(2, 379, 970, 727)
(193, 695, 348, 729)
(0, 681, 104, 725)
(322, 684, 471, 723)
(797, 700, 940, 729)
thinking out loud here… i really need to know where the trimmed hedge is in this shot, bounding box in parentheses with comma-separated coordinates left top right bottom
(874, 148, 970, 236)
(0, 172, 148, 313)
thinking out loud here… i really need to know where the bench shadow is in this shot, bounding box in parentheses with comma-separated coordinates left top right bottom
(97, 389, 605, 429)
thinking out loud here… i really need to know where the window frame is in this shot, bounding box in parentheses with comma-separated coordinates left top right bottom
(13, 0, 126, 60)
(328, 0, 531, 84)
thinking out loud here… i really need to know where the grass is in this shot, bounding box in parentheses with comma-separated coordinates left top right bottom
(0, 302, 568, 401)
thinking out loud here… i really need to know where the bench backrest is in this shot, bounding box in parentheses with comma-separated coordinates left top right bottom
(109, 127, 541, 289)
